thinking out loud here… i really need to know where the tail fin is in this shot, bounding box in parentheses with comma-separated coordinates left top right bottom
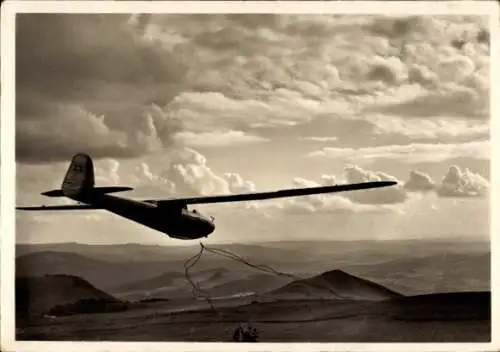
(61, 153, 95, 199)
(41, 153, 134, 199)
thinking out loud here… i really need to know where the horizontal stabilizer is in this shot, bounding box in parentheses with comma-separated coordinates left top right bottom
(41, 190, 65, 197)
(147, 180, 398, 206)
(41, 186, 134, 197)
(16, 204, 103, 211)
(94, 186, 134, 194)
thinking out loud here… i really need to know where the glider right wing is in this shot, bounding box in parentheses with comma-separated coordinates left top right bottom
(146, 180, 398, 206)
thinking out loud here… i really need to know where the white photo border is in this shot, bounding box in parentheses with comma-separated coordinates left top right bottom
(2, 1, 499, 351)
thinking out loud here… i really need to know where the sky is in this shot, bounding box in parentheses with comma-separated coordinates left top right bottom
(15, 14, 491, 245)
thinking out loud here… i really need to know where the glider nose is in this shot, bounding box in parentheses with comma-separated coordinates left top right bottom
(204, 218, 215, 235)
(197, 216, 215, 236)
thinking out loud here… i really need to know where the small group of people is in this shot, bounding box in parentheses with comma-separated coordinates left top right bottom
(232, 323, 259, 342)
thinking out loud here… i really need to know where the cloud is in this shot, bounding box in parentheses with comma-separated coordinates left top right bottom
(223, 173, 256, 194)
(367, 56, 408, 84)
(369, 115, 489, 142)
(16, 14, 490, 166)
(404, 170, 436, 192)
(89, 152, 490, 205)
(16, 107, 128, 163)
(16, 14, 186, 163)
(437, 165, 489, 197)
(306, 140, 490, 164)
(145, 14, 489, 144)
(342, 165, 408, 205)
(132, 148, 255, 198)
(367, 82, 489, 119)
(131, 163, 177, 197)
(95, 159, 121, 185)
(168, 90, 318, 133)
(401, 166, 489, 198)
(276, 176, 400, 215)
(300, 136, 339, 143)
(261, 165, 409, 217)
(173, 130, 269, 148)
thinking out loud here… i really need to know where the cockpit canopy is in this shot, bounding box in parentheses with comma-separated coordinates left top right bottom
(147, 200, 188, 211)
(189, 208, 215, 222)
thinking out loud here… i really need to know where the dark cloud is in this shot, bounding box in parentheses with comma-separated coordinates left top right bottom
(368, 16, 426, 39)
(15, 14, 490, 164)
(16, 14, 186, 163)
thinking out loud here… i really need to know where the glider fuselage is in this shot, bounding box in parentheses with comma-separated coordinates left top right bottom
(70, 192, 215, 240)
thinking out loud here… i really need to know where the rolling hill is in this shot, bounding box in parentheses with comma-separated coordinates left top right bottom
(16, 250, 173, 290)
(16, 239, 490, 302)
(111, 268, 291, 300)
(16, 274, 122, 317)
(14, 239, 491, 342)
(267, 269, 403, 300)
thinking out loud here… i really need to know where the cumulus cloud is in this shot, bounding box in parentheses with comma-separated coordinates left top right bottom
(400, 166, 489, 198)
(307, 140, 490, 164)
(46, 147, 255, 201)
(80, 151, 492, 205)
(95, 159, 121, 185)
(132, 162, 177, 196)
(16, 14, 186, 163)
(132, 148, 255, 198)
(262, 165, 409, 217)
(277, 176, 399, 215)
(404, 170, 436, 192)
(437, 165, 489, 197)
(223, 173, 256, 194)
(342, 165, 408, 204)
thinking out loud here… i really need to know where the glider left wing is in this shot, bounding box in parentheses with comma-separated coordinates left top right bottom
(16, 204, 103, 211)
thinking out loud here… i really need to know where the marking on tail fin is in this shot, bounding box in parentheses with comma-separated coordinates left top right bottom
(61, 153, 95, 199)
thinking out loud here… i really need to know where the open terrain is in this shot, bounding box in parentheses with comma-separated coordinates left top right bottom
(15, 239, 491, 342)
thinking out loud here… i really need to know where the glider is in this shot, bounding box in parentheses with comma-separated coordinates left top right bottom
(16, 153, 398, 240)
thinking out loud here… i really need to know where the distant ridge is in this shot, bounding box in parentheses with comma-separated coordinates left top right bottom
(15, 250, 173, 289)
(269, 269, 403, 301)
(16, 274, 121, 317)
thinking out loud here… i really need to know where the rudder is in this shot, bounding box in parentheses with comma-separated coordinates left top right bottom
(61, 153, 95, 199)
